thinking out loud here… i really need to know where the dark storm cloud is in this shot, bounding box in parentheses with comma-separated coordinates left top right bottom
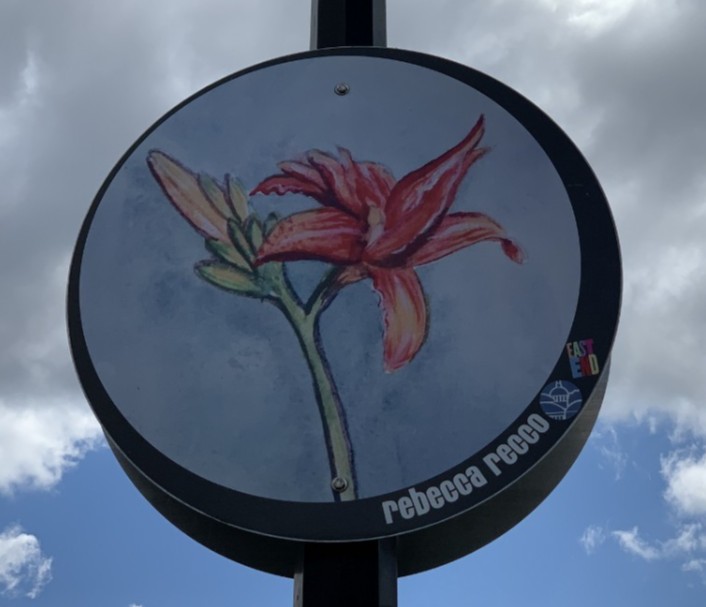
(0, 0, 307, 489)
(2, 0, 706, 493)
(392, 0, 706, 432)
(0, 0, 307, 403)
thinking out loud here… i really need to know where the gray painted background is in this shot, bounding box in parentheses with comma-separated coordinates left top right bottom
(80, 55, 580, 502)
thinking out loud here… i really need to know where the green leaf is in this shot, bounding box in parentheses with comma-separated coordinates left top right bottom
(205, 239, 251, 270)
(259, 260, 286, 294)
(195, 261, 262, 297)
(263, 212, 280, 236)
(244, 215, 264, 250)
(198, 173, 231, 218)
(227, 218, 255, 261)
(226, 174, 249, 221)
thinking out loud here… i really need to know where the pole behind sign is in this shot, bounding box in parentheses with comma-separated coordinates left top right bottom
(299, 4, 396, 605)
(311, 0, 387, 49)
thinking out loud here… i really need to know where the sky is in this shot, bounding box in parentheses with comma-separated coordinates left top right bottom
(1, 0, 706, 605)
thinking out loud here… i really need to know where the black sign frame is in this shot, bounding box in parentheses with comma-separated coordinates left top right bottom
(68, 46, 621, 576)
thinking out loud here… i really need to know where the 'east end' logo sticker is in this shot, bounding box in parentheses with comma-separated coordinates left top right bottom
(566, 338, 599, 379)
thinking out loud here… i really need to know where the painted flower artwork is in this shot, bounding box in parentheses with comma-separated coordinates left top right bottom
(147, 114, 523, 501)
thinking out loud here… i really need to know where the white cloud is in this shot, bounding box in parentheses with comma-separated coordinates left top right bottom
(662, 524, 706, 556)
(580, 525, 606, 555)
(607, 523, 706, 586)
(0, 525, 52, 599)
(590, 424, 629, 480)
(128, 603, 144, 607)
(683, 558, 706, 572)
(592, 448, 706, 584)
(537, 0, 642, 34)
(0, 399, 102, 495)
(611, 524, 706, 560)
(662, 451, 706, 517)
(682, 558, 706, 585)
(0, 0, 310, 502)
(612, 527, 661, 561)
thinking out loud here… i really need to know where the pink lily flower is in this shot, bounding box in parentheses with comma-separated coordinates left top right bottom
(252, 115, 524, 372)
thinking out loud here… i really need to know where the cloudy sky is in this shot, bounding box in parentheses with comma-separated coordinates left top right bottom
(1, 0, 706, 605)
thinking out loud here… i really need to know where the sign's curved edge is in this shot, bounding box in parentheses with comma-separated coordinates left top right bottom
(67, 45, 621, 558)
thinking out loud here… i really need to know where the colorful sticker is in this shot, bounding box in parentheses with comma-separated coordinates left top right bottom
(566, 338, 600, 379)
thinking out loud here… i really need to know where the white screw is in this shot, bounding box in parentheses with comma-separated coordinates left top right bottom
(331, 476, 349, 492)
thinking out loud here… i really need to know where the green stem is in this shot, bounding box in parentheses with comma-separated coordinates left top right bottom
(275, 275, 357, 501)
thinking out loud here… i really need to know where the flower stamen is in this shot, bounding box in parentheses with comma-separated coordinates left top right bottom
(366, 205, 386, 246)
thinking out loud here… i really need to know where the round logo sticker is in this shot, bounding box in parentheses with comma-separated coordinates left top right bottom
(540, 380, 583, 420)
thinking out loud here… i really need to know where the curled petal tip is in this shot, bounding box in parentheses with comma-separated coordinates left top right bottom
(249, 180, 271, 197)
(502, 239, 525, 264)
(146, 149, 164, 163)
(365, 113, 489, 261)
(383, 358, 408, 374)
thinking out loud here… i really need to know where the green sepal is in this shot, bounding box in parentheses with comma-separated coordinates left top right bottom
(263, 212, 280, 236)
(195, 261, 262, 297)
(198, 174, 230, 218)
(226, 175, 249, 221)
(259, 259, 285, 289)
(227, 218, 255, 261)
(244, 215, 264, 250)
(205, 239, 251, 270)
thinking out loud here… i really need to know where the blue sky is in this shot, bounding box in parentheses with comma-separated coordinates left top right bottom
(2, 1, 706, 605)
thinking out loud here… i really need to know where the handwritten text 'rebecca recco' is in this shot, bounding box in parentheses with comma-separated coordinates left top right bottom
(381, 413, 550, 524)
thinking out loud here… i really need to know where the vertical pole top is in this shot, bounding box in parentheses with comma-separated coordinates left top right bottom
(311, 0, 387, 49)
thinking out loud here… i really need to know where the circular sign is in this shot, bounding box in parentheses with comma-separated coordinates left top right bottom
(68, 47, 620, 575)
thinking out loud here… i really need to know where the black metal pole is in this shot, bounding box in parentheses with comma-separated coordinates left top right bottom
(294, 538, 397, 607)
(310, 0, 387, 49)
(297, 3, 395, 605)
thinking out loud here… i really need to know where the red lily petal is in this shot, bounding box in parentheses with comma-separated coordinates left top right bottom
(250, 173, 327, 202)
(147, 151, 229, 242)
(255, 208, 365, 265)
(252, 151, 398, 222)
(279, 160, 328, 191)
(369, 267, 428, 373)
(364, 115, 487, 262)
(360, 162, 397, 201)
(500, 239, 525, 263)
(250, 157, 334, 203)
(337, 149, 396, 211)
(307, 149, 369, 217)
(406, 212, 525, 267)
